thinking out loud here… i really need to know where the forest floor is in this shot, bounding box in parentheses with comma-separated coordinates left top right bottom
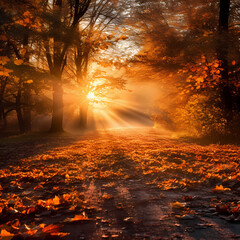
(0, 127, 240, 240)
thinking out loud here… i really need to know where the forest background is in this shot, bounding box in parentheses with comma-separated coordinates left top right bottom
(0, 0, 240, 139)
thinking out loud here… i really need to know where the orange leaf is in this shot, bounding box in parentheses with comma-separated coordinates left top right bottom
(11, 219, 21, 230)
(14, 59, 24, 65)
(0, 56, 10, 65)
(102, 194, 113, 200)
(119, 35, 128, 40)
(34, 184, 43, 190)
(25, 229, 37, 235)
(39, 223, 46, 228)
(212, 185, 231, 191)
(49, 232, 70, 237)
(62, 193, 71, 202)
(69, 205, 76, 211)
(26, 207, 36, 214)
(65, 174, 70, 179)
(0, 229, 14, 237)
(42, 224, 68, 237)
(64, 214, 91, 222)
(42, 224, 61, 234)
(170, 201, 186, 209)
(52, 195, 60, 205)
(232, 60, 236, 66)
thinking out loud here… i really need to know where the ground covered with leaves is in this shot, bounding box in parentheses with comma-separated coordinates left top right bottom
(0, 128, 240, 240)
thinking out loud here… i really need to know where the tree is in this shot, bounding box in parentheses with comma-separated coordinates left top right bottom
(218, 0, 232, 124)
(69, 0, 128, 129)
(0, 0, 34, 133)
(130, 0, 240, 136)
(0, 0, 50, 133)
(42, 0, 91, 132)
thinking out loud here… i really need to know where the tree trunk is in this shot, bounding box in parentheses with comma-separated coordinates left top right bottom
(50, 81, 64, 132)
(0, 102, 3, 121)
(218, 0, 232, 123)
(45, 0, 91, 132)
(16, 90, 25, 133)
(0, 77, 7, 129)
(22, 34, 32, 133)
(3, 113, 7, 129)
(23, 85, 31, 132)
(0, 102, 4, 129)
(79, 101, 89, 129)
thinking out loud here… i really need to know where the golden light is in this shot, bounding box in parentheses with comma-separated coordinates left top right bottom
(87, 91, 95, 100)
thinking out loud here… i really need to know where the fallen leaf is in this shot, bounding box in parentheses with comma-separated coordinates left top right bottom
(123, 217, 134, 222)
(14, 59, 24, 65)
(53, 195, 61, 205)
(62, 193, 71, 202)
(11, 219, 21, 230)
(112, 235, 119, 238)
(212, 185, 231, 191)
(102, 194, 113, 199)
(34, 184, 43, 190)
(64, 215, 91, 222)
(179, 214, 196, 220)
(170, 201, 186, 209)
(102, 234, 109, 239)
(0, 229, 14, 239)
(42, 224, 61, 234)
(65, 174, 70, 179)
(25, 229, 38, 235)
(50, 232, 70, 237)
(39, 223, 46, 228)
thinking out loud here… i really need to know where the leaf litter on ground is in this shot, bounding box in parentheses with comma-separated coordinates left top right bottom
(0, 128, 240, 239)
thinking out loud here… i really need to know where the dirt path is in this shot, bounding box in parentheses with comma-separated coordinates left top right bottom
(0, 128, 240, 239)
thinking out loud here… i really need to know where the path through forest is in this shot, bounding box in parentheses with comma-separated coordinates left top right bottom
(0, 128, 240, 240)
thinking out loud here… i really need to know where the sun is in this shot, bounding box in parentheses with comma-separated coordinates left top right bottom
(87, 91, 95, 100)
